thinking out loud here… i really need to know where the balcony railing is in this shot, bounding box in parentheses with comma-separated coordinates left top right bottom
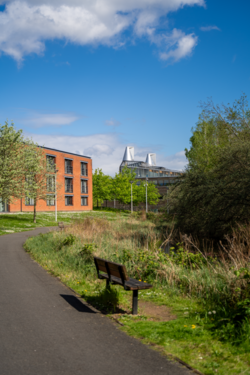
(65, 166, 73, 174)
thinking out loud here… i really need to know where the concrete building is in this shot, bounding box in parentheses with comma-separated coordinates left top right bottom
(119, 146, 181, 196)
(0, 146, 92, 212)
(102, 146, 181, 212)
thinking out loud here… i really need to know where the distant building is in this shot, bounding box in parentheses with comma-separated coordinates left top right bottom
(119, 146, 181, 188)
(0, 146, 92, 213)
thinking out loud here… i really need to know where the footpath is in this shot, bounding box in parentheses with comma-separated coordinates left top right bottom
(0, 228, 192, 375)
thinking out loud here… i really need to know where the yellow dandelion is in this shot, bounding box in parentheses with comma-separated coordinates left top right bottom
(85, 290, 87, 292)
(192, 325, 196, 329)
(139, 279, 141, 281)
(184, 325, 187, 327)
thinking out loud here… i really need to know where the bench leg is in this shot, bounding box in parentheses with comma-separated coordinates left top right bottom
(106, 279, 110, 290)
(132, 290, 138, 315)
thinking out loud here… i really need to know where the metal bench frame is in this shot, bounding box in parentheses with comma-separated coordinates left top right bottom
(94, 256, 152, 315)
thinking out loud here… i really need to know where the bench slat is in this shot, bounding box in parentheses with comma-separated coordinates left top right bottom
(98, 272, 152, 291)
(95, 257, 129, 281)
(106, 263, 122, 279)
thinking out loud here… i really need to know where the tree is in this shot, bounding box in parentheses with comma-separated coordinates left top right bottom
(169, 95, 250, 239)
(92, 169, 112, 207)
(24, 144, 52, 223)
(111, 166, 136, 204)
(185, 95, 250, 172)
(170, 141, 250, 239)
(0, 121, 27, 205)
(139, 181, 160, 205)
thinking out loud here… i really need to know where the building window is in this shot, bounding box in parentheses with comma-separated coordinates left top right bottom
(81, 180, 88, 194)
(46, 155, 56, 172)
(65, 196, 73, 206)
(47, 176, 55, 192)
(47, 195, 55, 206)
(65, 159, 73, 174)
(81, 196, 88, 206)
(81, 162, 88, 176)
(0, 199, 8, 212)
(25, 197, 34, 206)
(65, 178, 73, 193)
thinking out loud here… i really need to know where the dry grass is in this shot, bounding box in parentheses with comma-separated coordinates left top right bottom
(51, 216, 250, 317)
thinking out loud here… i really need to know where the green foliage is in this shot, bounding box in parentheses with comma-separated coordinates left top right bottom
(186, 94, 250, 172)
(169, 95, 250, 239)
(78, 243, 97, 263)
(94, 206, 131, 213)
(170, 141, 250, 239)
(0, 121, 27, 202)
(58, 234, 76, 250)
(167, 244, 210, 269)
(93, 165, 160, 207)
(96, 286, 120, 313)
(93, 168, 112, 207)
(24, 144, 54, 223)
(110, 165, 136, 204)
(24, 212, 250, 373)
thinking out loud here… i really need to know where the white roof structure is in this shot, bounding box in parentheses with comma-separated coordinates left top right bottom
(145, 153, 156, 166)
(122, 146, 134, 161)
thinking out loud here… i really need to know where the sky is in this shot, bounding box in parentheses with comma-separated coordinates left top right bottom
(0, 0, 250, 175)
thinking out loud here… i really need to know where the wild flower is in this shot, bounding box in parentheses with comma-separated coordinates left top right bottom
(192, 325, 196, 329)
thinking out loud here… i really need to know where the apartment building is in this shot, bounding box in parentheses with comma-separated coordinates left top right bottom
(1, 146, 92, 212)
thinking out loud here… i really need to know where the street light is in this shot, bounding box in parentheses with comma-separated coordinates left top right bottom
(145, 174, 148, 213)
(130, 181, 133, 213)
(55, 169, 59, 222)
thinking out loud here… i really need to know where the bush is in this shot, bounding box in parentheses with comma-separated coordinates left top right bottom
(57, 234, 76, 250)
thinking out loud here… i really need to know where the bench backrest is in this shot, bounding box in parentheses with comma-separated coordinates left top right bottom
(94, 257, 129, 284)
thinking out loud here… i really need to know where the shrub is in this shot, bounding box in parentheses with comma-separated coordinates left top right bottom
(57, 234, 76, 250)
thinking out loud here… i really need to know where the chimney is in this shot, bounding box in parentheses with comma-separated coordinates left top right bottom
(145, 153, 156, 166)
(123, 146, 134, 161)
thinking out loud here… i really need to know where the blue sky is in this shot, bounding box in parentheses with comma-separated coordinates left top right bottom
(0, 0, 249, 175)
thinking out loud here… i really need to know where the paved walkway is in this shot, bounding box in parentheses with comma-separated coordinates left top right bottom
(0, 228, 192, 375)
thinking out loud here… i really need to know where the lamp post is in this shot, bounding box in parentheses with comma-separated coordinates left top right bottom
(145, 175, 148, 213)
(130, 181, 133, 213)
(55, 169, 59, 222)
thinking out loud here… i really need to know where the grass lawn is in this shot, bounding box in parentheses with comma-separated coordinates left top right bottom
(23, 213, 250, 375)
(0, 210, 130, 235)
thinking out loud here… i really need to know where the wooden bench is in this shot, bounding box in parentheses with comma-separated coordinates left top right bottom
(94, 256, 153, 314)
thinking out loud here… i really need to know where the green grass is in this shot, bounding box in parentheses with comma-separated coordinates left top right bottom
(0, 210, 130, 235)
(23, 219, 250, 375)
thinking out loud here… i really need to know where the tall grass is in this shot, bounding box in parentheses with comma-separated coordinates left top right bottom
(26, 216, 250, 343)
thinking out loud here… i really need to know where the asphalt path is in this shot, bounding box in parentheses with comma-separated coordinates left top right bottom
(0, 228, 193, 375)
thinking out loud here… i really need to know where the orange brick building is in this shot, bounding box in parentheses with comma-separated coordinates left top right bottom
(5, 146, 92, 213)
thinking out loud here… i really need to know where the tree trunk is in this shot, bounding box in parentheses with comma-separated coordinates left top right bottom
(33, 198, 37, 223)
(97, 199, 99, 208)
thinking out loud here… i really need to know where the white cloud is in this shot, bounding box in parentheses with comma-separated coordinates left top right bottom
(0, 0, 204, 61)
(20, 112, 80, 127)
(24, 131, 187, 175)
(159, 29, 198, 62)
(105, 118, 121, 127)
(200, 25, 220, 32)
